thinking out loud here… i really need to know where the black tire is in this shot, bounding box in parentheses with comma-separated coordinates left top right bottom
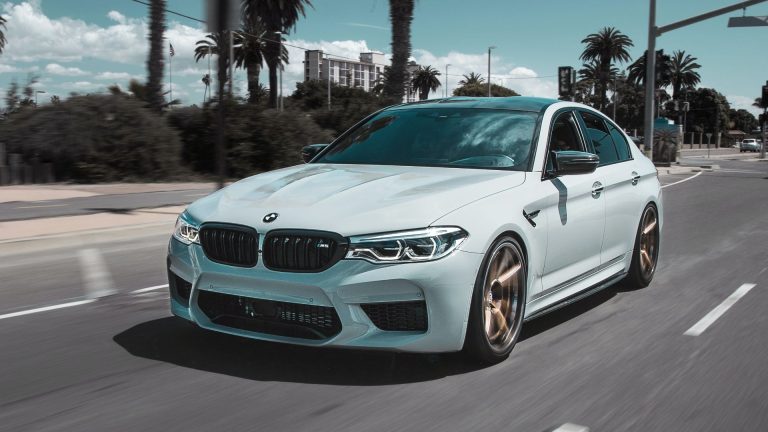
(464, 235, 527, 364)
(625, 204, 660, 289)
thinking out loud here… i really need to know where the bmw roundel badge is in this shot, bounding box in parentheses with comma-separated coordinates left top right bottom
(263, 213, 279, 223)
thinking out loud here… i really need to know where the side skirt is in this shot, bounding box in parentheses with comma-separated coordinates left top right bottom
(523, 271, 626, 322)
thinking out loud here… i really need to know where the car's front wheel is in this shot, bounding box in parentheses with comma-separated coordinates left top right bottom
(625, 204, 660, 289)
(464, 236, 526, 364)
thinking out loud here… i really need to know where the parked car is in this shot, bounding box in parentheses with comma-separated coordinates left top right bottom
(740, 139, 761, 152)
(167, 97, 663, 363)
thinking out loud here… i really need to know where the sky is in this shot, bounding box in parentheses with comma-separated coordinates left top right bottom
(1, 0, 767, 114)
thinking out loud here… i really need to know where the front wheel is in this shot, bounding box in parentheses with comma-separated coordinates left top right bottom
(464, 236, 526, 364)
(625, 204, 660, 289)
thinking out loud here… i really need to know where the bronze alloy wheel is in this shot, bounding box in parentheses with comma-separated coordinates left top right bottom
(465, 237, 527, 363)
(626, 204, 660, 289)
(638, 206, 659, 279)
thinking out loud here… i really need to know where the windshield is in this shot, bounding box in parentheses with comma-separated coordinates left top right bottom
(315, 108, 539, 170)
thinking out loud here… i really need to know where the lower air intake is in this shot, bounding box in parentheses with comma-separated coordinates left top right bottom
(361, 301, 428, 332)
(197, 290, 341, 340)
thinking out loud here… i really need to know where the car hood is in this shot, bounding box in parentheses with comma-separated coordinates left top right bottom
(188, 163, 526, 235)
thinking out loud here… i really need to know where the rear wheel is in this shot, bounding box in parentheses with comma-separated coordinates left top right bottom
(464, 236, 526, 364)
(625, 204, 660, 289)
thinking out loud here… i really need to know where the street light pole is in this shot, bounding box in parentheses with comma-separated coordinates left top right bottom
(487, 46, 496, 97)
(327, 53, 332, 111)
(445, 63, 451, 98)
(35, 90, 46, 106)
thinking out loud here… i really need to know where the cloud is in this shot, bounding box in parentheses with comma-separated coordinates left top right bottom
(107, 10, 126, 25)
(45, 63, 89, 76)
(0, 1, 205, 70)
(411, 49, 557, 98)
(0, 64, 20, 73)
(94, 71, 135, 81)
(727, 95, 761, 117)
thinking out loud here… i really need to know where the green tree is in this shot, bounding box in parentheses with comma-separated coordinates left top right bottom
(579, 27, 634, 111)
(577, 60, 618, 108)
(669, 50, 701, 99)
(453, 82, 518, 97)
(411, 65, 441, 100)
(146, 0, 166, 111)
(244, 0, 313, 109)
(383, 0, 415, 101)
(0, 15, 7, 56)
(728, 108, 757, 133)
(458, 72, 484, 86)
(685, 88, 730, 136)
(627, 50, 672, 89)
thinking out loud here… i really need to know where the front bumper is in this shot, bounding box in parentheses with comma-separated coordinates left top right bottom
(167, 237, 483, 353)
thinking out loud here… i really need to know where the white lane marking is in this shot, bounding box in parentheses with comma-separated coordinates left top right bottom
(78, 248, 117, 298)
(15, 203, 68, 209)
(661, 171, 703, 189)
(131, 284, 169, 294)
(553, 424, 590, 432)
(0, 299, 96, 320)
(684, 283, 757, 336)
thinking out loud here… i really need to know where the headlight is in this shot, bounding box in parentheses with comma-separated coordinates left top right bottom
(173, 212, 200, 245)
(346, 227, 467, 263)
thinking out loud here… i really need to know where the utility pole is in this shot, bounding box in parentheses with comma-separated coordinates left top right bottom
(445, 63, 451, 98)
(487, 46, 496, 97)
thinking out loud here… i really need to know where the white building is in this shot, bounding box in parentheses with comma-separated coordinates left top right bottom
(303, 50, 419, 102)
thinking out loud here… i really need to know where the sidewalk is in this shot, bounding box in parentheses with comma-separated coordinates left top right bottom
(0, 182, 217, 204)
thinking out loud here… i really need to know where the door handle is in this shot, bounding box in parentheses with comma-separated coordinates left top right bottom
(631, 171, 640, 186)
(591, 181, 604, 198)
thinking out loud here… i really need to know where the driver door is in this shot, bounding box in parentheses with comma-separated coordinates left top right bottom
(540, 110, 606, 295)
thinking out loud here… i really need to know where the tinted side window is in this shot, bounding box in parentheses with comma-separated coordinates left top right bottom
(608, 123, 632, 161)
(546, 111, 584, 171)
(579, 111, 619, 165)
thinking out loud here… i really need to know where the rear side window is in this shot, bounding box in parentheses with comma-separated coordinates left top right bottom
(579, 111, 619, 165)
(608, 123, 632, 161)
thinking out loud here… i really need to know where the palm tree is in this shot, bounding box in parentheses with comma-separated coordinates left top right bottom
(383, 0, 415, 101)
(234, 19, 289, 104)
(411, 65, 441, 100)
(201, 74, 211, 104)
(146, 0, 166, 111)
(244, 0, 313, 108)
(753, 97, 766, 110)
(0, 15, 7, 56)
(669, 50, 701, 99)
(578, 60, 618, 106)
(579, 27, 633, 111)
(458, 72, 485, 86)
(194, 32, 221, 81)
(627, 50, 672, 89)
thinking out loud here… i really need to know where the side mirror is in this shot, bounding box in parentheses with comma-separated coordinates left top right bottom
(301, 144, 329, 163)
(552, 150, 599, 176)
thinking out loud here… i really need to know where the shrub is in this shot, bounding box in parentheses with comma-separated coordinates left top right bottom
(1, 94, 185, 182)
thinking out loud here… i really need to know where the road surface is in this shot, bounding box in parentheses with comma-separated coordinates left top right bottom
(1, 161, 767, 431)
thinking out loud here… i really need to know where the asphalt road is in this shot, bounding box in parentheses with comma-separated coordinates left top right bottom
(1, 162, 767, 431)
(0, 188, 214, 222)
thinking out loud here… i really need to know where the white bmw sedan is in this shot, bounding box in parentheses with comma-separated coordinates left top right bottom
(168, 97, 662, 363)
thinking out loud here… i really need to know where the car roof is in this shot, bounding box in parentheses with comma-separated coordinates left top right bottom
(386, 96, 560, 113)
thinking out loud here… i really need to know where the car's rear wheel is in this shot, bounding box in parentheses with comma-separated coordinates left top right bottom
(464, 236, 526, 364)
(625, 204, 660, 289)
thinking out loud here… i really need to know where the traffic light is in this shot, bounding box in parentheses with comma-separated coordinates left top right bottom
(558, 66, 574, 97)
(654, 50, 669, 84)
(762, 85, 768, 105)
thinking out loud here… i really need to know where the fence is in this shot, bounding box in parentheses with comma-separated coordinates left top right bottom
(0, 143, 55, 186)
